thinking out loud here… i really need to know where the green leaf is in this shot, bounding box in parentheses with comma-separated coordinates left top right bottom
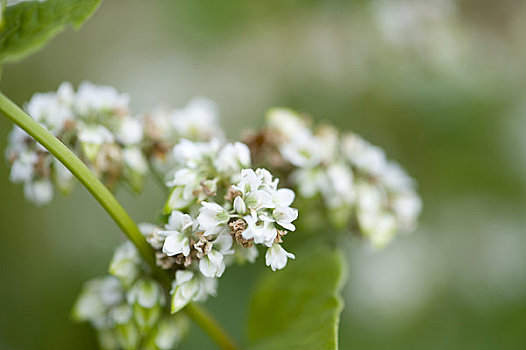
(247, 243, 346, 350)
(0, 0, 102, 63)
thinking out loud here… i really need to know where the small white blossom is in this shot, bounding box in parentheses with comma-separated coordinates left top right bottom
(242, 212, 277, 247)
(342, 133, 387, 176)
(171, 270, 217, 313)
(214, 142, 251, 176)
(197, 202, 230, 236)
(171, 97, 222, 141)
(127, 278, 165, 308)
(23, 179, 53, 206)
(25, 92, 71, 133)
(122, 147, 148, 174)
(109, 242, 141, 286)
(116, 118, 143, 146)
(198, 233, 233, 278)
(9, 150, 37, 183)
(159, 211, 197, 257)
(74, 81, 130, 115)
(265, 243, 295, 271)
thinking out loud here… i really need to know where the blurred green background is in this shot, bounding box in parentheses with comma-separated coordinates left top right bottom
(1, 0, 526, 349)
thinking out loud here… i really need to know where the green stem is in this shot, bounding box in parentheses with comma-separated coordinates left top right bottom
(185, 304, 239, 350)
(0, 91, 239, 350)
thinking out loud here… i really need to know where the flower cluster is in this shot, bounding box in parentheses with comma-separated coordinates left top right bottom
(139, 138, 298, 312)
(247, 108, 422, 248)
(73, 243, 189, 349)
(142, 97, 224, 176)
(5, 82, 148, 205)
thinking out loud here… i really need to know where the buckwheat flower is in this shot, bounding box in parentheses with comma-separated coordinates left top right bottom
(78, 124, 115, 161)
(122, 147, 148, 174)
(280, 133, 323, 168)
(23, 179, 53, 206)
(291, 167, 326, 198)
(9, 150, 37, 183)
(171, 270, 217, 313)
(197, 202, 230, 236)
(73, 276, 124, 328)
(25, 91, 71, 133)
(198, 232, 234, 278)
(266, 108, 312, 141)
(109, 242, 141, 287)
(127, 278, 165, 309)
(172, 97, 221, 141)
(272, 206, 298, 231)
(392, 192, 422, 232)
(160, 211, 197, 257)
(173, 138, 220, 169)
(242, 212, 277, 247)
(320, 162, 355, 208)
(116, 118, 143, 146)
(359, 210, 397, 248)
(265, 243, 295, 271)
(152, 316, 189, 350)
(74, 81, 130, 115)
(342, 133, 387, 176)
(214, 142, 251, 176)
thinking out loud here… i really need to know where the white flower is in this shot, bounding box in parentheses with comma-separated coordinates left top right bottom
(234, 168, 262, 194)
(9, 150, 37, 183)
(342, 133, 387, 176)
(233, 196, 246, 214)
(127, 278, 164, 308)
(164, 186, 193, 212)
(266, 108, 311, 141)
(75, 81, 130, 115)
(109, 242, 140, 286)
(242, 213, 277, 247)
(291, 168, 325, 198)
(154, 316, 189, 349)
(171, 97, 222, 141)
(392, 192, 422, 232)
(381, 161, 415, 192)
(359, 211, 397, 248)
(73, 276, 123, 325)
(25, 92, 71, 133)
(265, 244, 295, 271)
(197, 202, 230, 236)
(321, 163, 355, 208)
(116, 118, 143, 145)
(172, 138, 220, 169)
(23, 180, 53, 206)
(78, 125, 115, 160)
(273, 206, 298, 231)
(272, 188, 295, 207)
(122, 147, 148, 174)
(214, 142, 251, 176)
(161, 230, 189, 257)
(198, 233, 233, 278)
(160, 211, 196, 257)
(78, 125, 115, 145)
(280, 133, 322, 168)
(171, 270, 217, 313)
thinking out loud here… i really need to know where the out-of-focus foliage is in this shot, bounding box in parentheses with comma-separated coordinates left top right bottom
(0, 0, 101, 63)
(1, 0, 526, 349)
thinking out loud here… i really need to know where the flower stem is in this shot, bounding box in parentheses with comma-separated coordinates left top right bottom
(0, 91, 239, 350)
(185, 303, 240, 350)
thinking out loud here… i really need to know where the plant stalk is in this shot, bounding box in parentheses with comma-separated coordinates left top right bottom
(0, 91, 239, 350)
